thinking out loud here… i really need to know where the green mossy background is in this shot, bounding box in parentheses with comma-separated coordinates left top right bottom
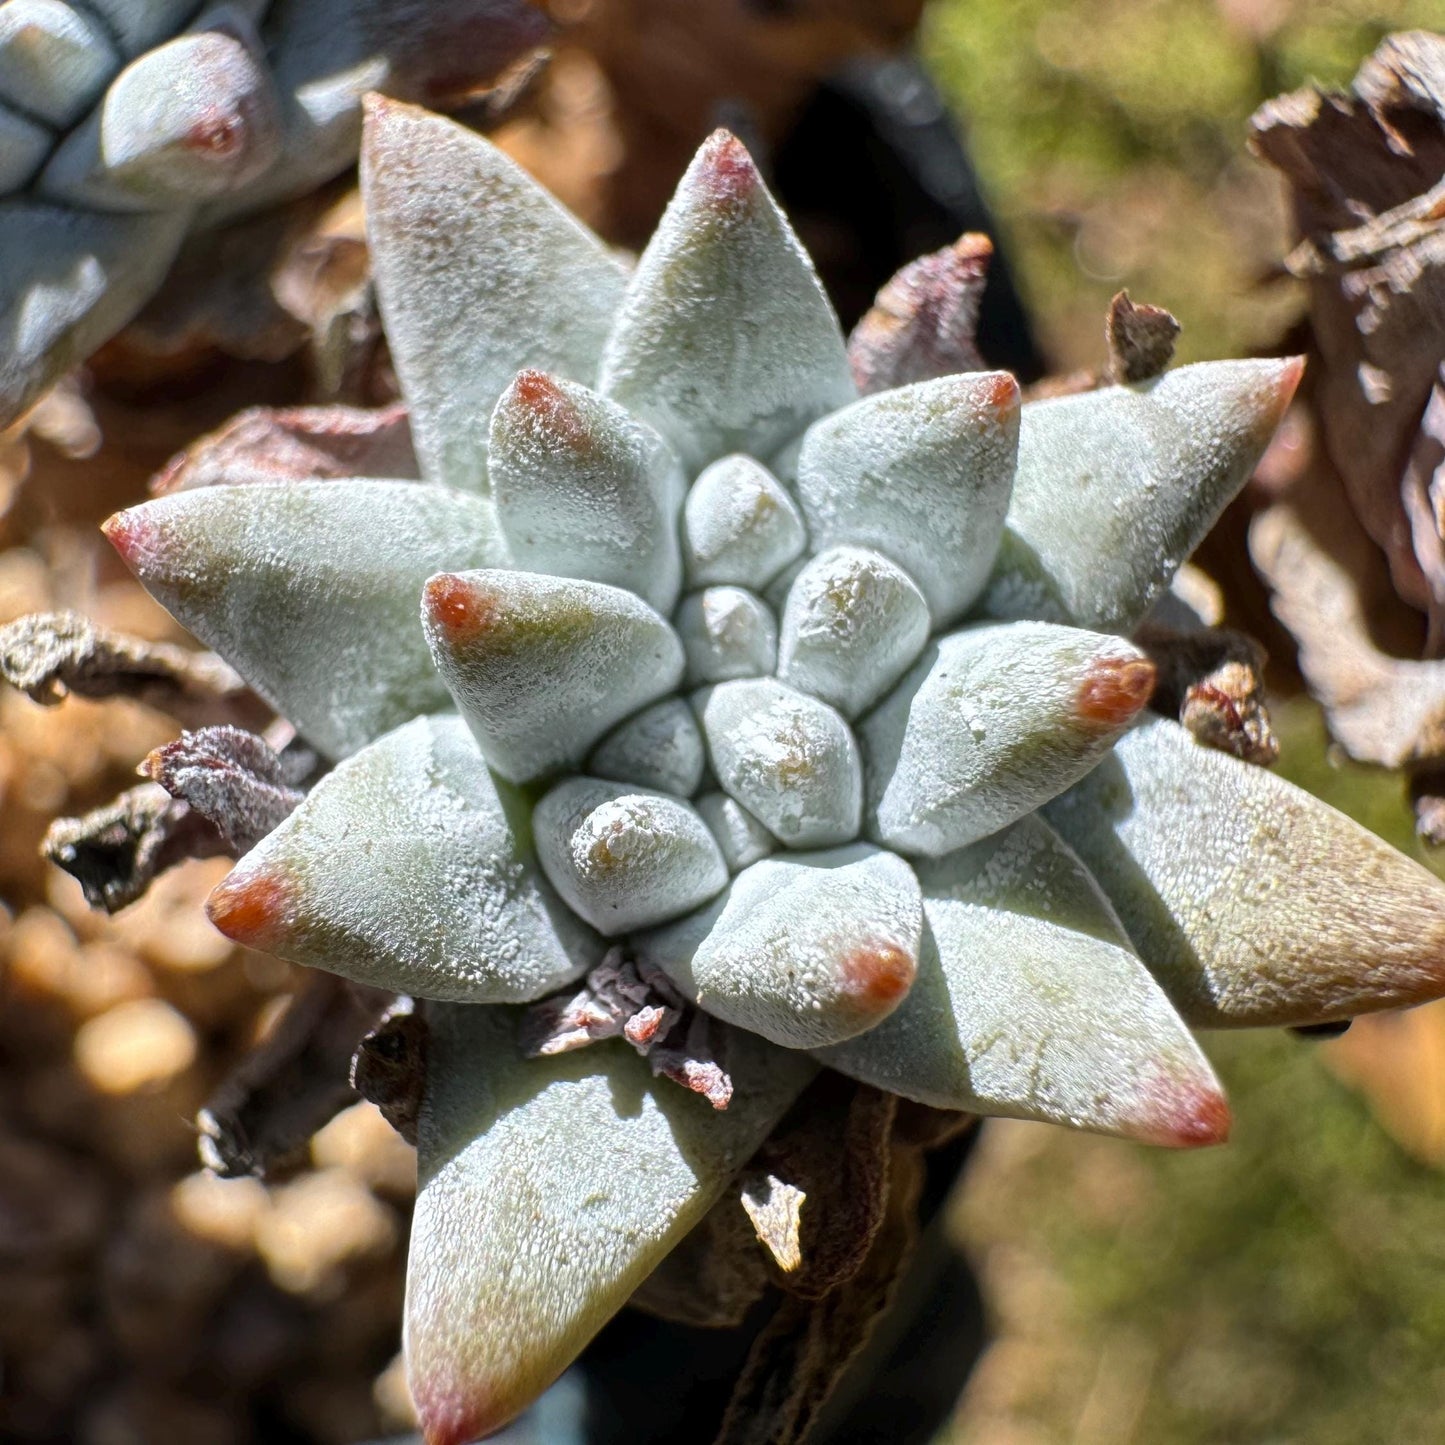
(921, 4, 1445, 1441)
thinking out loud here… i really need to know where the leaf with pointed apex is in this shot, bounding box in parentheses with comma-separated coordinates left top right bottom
(982, 359, 1303, 631)
(588, 698, 705, 798)
(408, 1004, 815, 1445)
(1045, 717, 1445, 1028)
(861, 623, 1155, 857)
(701, 678, 862, 849)
(489, 370, 683, 614)
(598, 130, 855, 472)
(795, 372, 1019, 625)
(638, 845, 921, 1049)
(0, 2, 117, 128)
(106, 480, 506, 760)
(207, 715, 601, 1002)
(816, 817, 1229, 1146)
(533, 778, 727, 936)
(695, 791, 775, 873)
(361, 97, 628, 493)
(423, 569, 684, 785)
(777, 546, 931, 719)
(677, 586, 778, 684)
(683, 454, 806, 590)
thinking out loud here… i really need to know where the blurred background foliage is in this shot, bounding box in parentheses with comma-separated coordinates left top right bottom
(923, 4, 1445, 1442)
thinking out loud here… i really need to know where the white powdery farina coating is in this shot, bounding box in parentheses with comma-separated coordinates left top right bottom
(588, 698, 706, 798)
(532, 778, 727, 936)
(694, 790, 775, 872)
(682, 453, 806, 589)
(815, 816, 1228, 1145)
(409, 1005, 815, 1445)
(676, 586, 778, 684)
(207, 715, 601, 1001)
(700, 678, 862, 848)
(637, 844, 922, 1048)
(1045, 717, 1445, 1028)
(776, 545, 931, 719)
(0, 2, 119, 128)
(795, 372, 1019, 626)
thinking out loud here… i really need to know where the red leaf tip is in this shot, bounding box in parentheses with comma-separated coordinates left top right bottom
(840, 940, 917, 1014)
(982, 371, 1020, 414)
(424, 573, 499, 642)
(205, 866, 292, 952)
(695, 129, 761, 205)
(413, 1373, 506, 1445)
(504, 369, 593, 452)
(1133, 1075, 1232, 1149)
(102, 507, 160, 574)
(1075, 654, 1156, 729)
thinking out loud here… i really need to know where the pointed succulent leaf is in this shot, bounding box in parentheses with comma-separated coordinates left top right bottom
(598, 130, 856, 472)
(533, 778, 728, 936)
(677, 586, 777, 684)
(588, 698, 705, 798)
(207, 715, 600, 1002)
(701, 678, 862, 848)
(1045, 717, 1445, 1028)
(423, 570, 684, 784)
(777, 546, 931, 719)
(408, 1004, 815, 1445)
(361, 97, 629, 493)
(862, 622, 1156, 857)
(682, 454, 806, 589)
(0, 102, 50, 191)
(0, 2, 118, 128)
(695, 791, 775, 872)
(816, 816, 1229, 1146)
(107, 480, 506, 760)
(982, 359, 1303, 631)
(638, 845, 921, 1049)
(794, 372, 1019, 625)
(489, 370, 683, 614)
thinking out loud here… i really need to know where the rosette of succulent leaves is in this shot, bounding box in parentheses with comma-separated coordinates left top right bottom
(0, 0, 546, 426)
(77, 100, 1445, 1444)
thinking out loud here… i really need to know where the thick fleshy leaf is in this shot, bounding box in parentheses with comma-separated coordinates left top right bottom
(408, 1004, 814, 1445)
(489, 370, 683, 613)
(1045, 717, 1445, 1028)
(637, 845, 922, 1049)
(700, 678, 862, 848)
(423, 569, 683, 784)
(861, 622, 1155, 857)
(206, 715, 599, 1002)
(777, 546, 931, 719)
(81, 0, 195, 57)
(588, 698, 705, 798)
(815, 816, 1230, 1146)
(794, 373, 1019, 625)
(533, 778, 727, 936)
(106, 480, 506, 759)
(361, 97, 628, 493)
(0, 103, 49, 191)
(677, 586, 777, 684)
(982, 359, 1303, 631)
(0, 2, 117, 128)
(598, 130, 855, 472)
(695, 791, 775, 872)
(682, 454, 806, 589)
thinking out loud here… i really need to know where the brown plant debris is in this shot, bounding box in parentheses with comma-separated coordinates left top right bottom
(198, 974, 395, 1179)
(42, 784, 230, 914)
(1136, 623, 1278, 765)
(846, 233, 991, 395)
(1105, 290, 1181, 383)
(0, 611, 256, 729)
(141, 727, 310, 854)
(522, 950, 734, 1109)
(352, 998, 428, 1146)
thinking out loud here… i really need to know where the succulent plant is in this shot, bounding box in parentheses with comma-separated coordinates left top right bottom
(0, 0, 547, 426)
(77, 97, 1445, 1444)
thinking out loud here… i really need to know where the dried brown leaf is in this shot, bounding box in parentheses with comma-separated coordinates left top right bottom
(352, 998, 428, 1146)
(1105, 290, 1180, 384)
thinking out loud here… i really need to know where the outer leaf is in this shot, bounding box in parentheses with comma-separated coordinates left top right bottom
(861, 622, 1155, 856)
(490, 370, 683, 614)
(207, 715, 600, 1002)
(80, 0, 195, 57)
(1045, 717, 1445, 1028)
(423, 569, 684, 784)
(0, 103, 49, 191)
(638, 844, 921, 1049)
(794, 372, 1019, 624)
(361, 97, 628, 493)
(105, 480, 507, 760)
(816, 816, 1230, 1145)
(683, 454, 806, 590)
(588, 698, 705, 798)
(598, 130, 856, 472)
(408, 1004, 815, 1445)
(0, 2, 117, 128)
(982, 359, 1302, 631)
